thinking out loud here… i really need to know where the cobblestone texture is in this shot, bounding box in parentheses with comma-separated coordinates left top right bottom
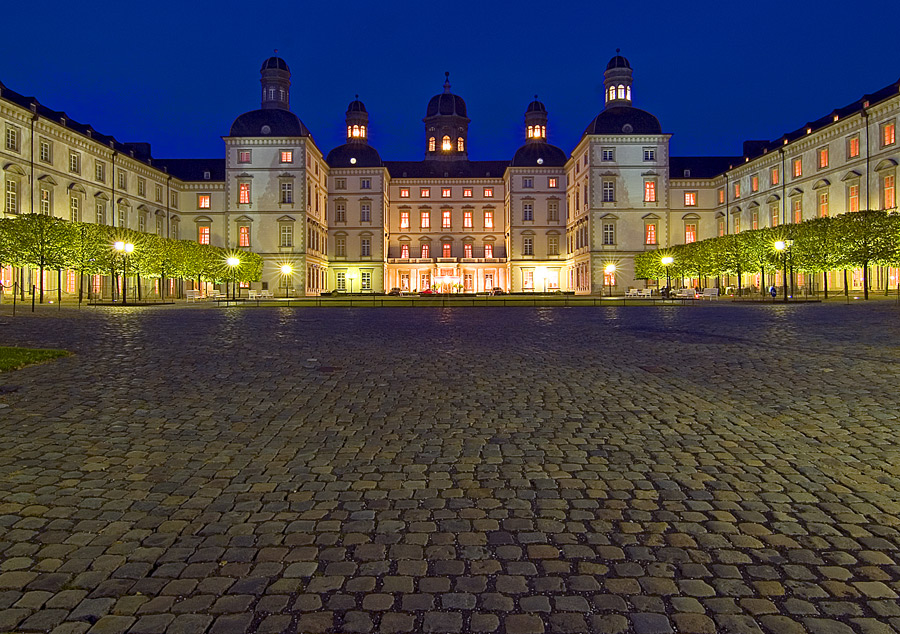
(1, 303, 900, 633)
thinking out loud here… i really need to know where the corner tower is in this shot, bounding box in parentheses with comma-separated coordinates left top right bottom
(260, 56, 291, 110)
(604, 49, 633, 107)
(423, 72, 470, 160)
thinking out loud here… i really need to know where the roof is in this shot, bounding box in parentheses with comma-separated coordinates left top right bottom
(153, 158, 226, 181)
(347, 98, 366, 113)
(606, 55, 631, 70)
(426, 92, 468, 118)
(229, 109, 312, 138)
(385, 160, 508, 179)
(669, 156, 741, 179)
(526, 97, 546, 113)
(326, 143, 382, 168)
(261, 57, 289, 72)
(583, 106, 662, 136)
(510, 142, 567, 167)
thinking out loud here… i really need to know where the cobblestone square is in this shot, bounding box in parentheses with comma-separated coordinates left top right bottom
(1, 303, 899, 633)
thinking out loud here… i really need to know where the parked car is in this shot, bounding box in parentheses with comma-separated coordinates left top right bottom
(388, 287, 401, 296)
(490, 287, 506, 295)
(419, 289, 435, 295)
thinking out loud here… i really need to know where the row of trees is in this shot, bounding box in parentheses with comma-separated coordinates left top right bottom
(0, 214, 263, 303)
(634, 210, 900, 300)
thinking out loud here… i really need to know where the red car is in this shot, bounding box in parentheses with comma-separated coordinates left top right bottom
(419, 289, 435, 295)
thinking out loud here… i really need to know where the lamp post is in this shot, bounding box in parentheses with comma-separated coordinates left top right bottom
(774, 241, 788, 302)
(604, 264, 617, 298)
(347, 271, 357, 295)
(280, 264, 293, 298)
(114, 241, 134, 305)
(226, 256, 240, 301)
(661, 256, 673, 297)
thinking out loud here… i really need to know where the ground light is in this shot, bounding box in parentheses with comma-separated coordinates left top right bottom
(114, 241, 134, 305)
(280, 264, 293, 298)
(226, 257, 240, 300)
(604, 264, 617, 297)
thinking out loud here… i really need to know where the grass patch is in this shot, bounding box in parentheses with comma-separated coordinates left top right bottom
(0, 346, 70, 372)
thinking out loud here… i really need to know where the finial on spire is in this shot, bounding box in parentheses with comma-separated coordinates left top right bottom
(355, 94, 359, 100)
(534, 94, 539, 101)
(443, 72, 452, 94)
(616, 47, 620, 53)
(274, 48, 278, 54)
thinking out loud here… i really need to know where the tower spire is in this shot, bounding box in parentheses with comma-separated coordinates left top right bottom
(443, 72, 451, 94)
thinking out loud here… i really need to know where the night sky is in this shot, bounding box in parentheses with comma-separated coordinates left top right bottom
(4, 0, 899, 163)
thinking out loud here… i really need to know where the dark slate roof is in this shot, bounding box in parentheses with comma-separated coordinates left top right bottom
(347, 98, 366, 113)
(526, 97, 546, 113)
(426, 93, 468, 118)
(583, 106, 662, 136)
(606, 55, 631, 70)
(385, 160, 508, 179)
(669, 156, 741, 179)
(261, 56, 289, 72)
(153, 158, 226, 182)
(229, 109, 312, 138)
(326, 143, 382, 168)
(510, 143, 568, 167)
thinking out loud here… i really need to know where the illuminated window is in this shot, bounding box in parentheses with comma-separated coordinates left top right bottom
(442, 188, 451, 198)
(645, 223, 657, 245)
(523, 177, 533, 189)
(40, 188, 51, 215)
(420, 188, 431, 198)
(401, 244, 409, 258)
(548, 201, 559, 221)
(351, 125, 360, 138)
(643, 148, 656, 161)
(602, 223, 615, 245)
(718, 188, 725, 204)
(238, 150, 251, 163)
(684, 191, 697, 207)
(815, 147, 829, 169)
(751, 210, 759, 230)
(428, 137, 436, 152)
(548, 177, 558, 188)
(617, 85, 625, 100)
(457, 137, 464, 152)
(281, 150, 293, 163)
(400, 211, 409, 229)
(792, 157, 802, 178)
(484, 243, 493, 258)
(463, 242, 473, 258)
(442, 210, 451, 228)
(793, 199, 802, 223)
(733, 214, 740, 233)
(484, 210, 493, 229)
(336, 202, 346, 223)
(421, 211, 430, 228)
(198, 226, 210, 244)
(361, 238, 371, 257)
(603, 181, 615, 202)
(883, 122, 896, 147)
(884, 175, 896, 209)
(336, 271, 346, 290)
(523, 203, 533, 221)
(239, 183, 250, 204)
(684, 223, 696, 244)
(360, 203, 371, 223)
(69, 152, 80, 174)
(442, 243, 451, 258)
(483, 188, 494, 198)
(198, 194, 210, 209)
(360, 178, 371, 189)
(463, 188, 472, 197)
(733, 182, 741, 198)
(848, 136, 860, 159)
(280, 182, 293, 204)
(771, 167, 780, 186)
(644, 181, 657, 203)
(602, 148, 615, 161)
(848, 183, 860, 212)
(336, 178, 347, 190)
(442, 136, 452, 151)
(239, 225, 250, 247)
(421, 243, 430, 258)
(818, 191, 829, 217)
(717, 216, 725, 237)
(464, 211, 472, 228)
(751, 175, 759, 192)
(770, 204, 780, 226)
(70, 196, 80, 222)
(400, 188, 410, 198)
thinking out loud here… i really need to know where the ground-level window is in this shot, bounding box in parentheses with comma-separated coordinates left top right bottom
(361, 271, 371, 290)
(336, 271, 346, 290)
(523, 270, 534, 290)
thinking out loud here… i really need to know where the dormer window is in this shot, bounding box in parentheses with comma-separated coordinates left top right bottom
(442, 136, 452, 151)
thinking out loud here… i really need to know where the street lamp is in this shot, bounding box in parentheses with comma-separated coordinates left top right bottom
(774, 241, 788, 302)
(347, 271, 357, 294)
(226, 256, 240, 301)
(661, 256, 674, 297)
(114, 241, 134, 305)
(604, 264, 617, 297)
(280, 264, 293, 298)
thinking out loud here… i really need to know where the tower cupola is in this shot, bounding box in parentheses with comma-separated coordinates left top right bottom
(603, 49, 633, 107)
(525, 95, 548, 142)
(423, 72, 470, 160)
(260, 55, 291, 110)
(345, 96, 369, 143)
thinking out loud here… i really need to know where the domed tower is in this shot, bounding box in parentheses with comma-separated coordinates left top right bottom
(511, 97, 567, 167)
(525, 96, 547, 142)
(325, 97, 382, 168)
(423, 72, 470, 160)
(260, 56, 291, 110)
(345, 96, 369, 143)
(604, 49, 633, 107)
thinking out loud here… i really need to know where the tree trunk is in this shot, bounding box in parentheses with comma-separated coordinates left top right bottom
(863, 262, 869, 300)
(737, 265, 742, 296)
(78, 270, 84, 305)
(39, 258, 45, 304)
(823, 271, 828, 299)
(137, 275, 142, 301)
(760, 267, 765, 296)
(844, 269, 849, 297)
(57, 269, 62, 304)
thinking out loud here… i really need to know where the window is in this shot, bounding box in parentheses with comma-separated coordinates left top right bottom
(170, 192, 178, 209)
(238, 150, 251, 163)
(442, 243, 452, 258)
(420, 211, 430, 228)
(361, 271, 371, 290)
(155, 185, 163, 203)
(280, 150, 293, 163)
(336, 271, 346, 290)
(198, 226, 210, 244)
(602, 181, 615, 203)
(818, 147, 829, 169)
(818, 191, 829, 217)
(548, 235, 559, 255)
(882, 122, 896, 147)
(69, 152, 80, 174)
(400, 211, 409, 229)
(400, 187, 409, 198)
(421, 243, 429, 258)
(39, 139, 51, 163)
(442, 136, 452, 151)
(523, 236, 534, 256)
(40, 188, 51, 215)
(548, 177, 558, 188)
(884, 175, 896, 209)
(644, 222, 657, 245)
(95, 202, 105, 225)
(483, 210, 493, 229)
(793, 199, 802, 223)
(684, 191, 697, 206)
(523, 203, 533, 221)
(156, 216, 162, 235)
(484, 187, 494, 198)
(602, 148, 615, 161)
(523, 177, 533, 189)
(336, 178, 347, 190)
(770, 204, 780, 227)
(848, 183, 860, 212)
(117, 204, 127, 228)
(717, 188, 725, 204)
(138, 213, 146, 233)
(733, 214, 740, 234)
(336, 202, 346, 223)
(643, 148, 656, 161)
(138, 178, 146, 197)
(792, 157, 802, 178)
(548, 201, 559, 221)
(95, 161, 106, 182)
(198, 194, 211, 209)
(602, 222, 615, 245)
(401, 244, 409, 259)
(464, 242, 473, 258)
(464, 210, 473, 228)
(360, 178, 371, 190)
(733, 182, 741, 198)
(6, 126, 19, 152)
(751, 209, 759, 230)
(463, 188, 473, 198)
(484, 243, 493, 258)
(336, 237, 346, 256)
(644, 180, 657, 203)
(239, 183, 250, 204)
(457, 137, 464, 152)
(280, 182, 293, 204)
(442, 209, 451, 228)
(280, 225, 292, 247)
(420, 187, 431, 198)
(428, 137, 436, 152)
(771, 166, 780, 186)
(848, 136, 860, 159)
(361, 238, 371, 257)
(118, 170, 127, 189)
(70, 195, 80, 222)
(442, 187, 451, 198)
(684, 223, 697, 244)
(751, 175, 759, 192)
(360, 203, 371, 223)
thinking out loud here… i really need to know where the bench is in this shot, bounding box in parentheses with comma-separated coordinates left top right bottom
(625, 288, 641, 297)
(675, 288, 697, 299)
(258, 290, 274, 299)
(185, 289, 204, 302)
(637, 289, 652, 298)
(700, 288, 719, 300)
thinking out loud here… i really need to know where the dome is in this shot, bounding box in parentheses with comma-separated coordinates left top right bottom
(347, 98, 367, 113)
(261, 56, 289, 72)
(606, 54, 631, 70)
(526, 97, 546, 113)
(325, 143, 382, 168)
(229, 109, 311, 137)
(426, 93, 467, 118)
(510, 142, 567, 167)
(583, 106, 661, 136)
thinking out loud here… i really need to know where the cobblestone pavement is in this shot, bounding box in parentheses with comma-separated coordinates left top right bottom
(1, 303, 900, 634)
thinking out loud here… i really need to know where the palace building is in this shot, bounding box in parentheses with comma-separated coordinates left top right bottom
(2, 55, 899, 296)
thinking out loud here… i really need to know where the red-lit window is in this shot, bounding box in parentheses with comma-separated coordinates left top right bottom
(818, 147, 829, 169)
(420, 211, 430, 228)
(280, 150, 293, 163)
(401, 244, 409, 259)
(238, 150, 251, 163)
(752, 211, 759, 230)
(684, 223, 696, 244)
(442, 210, 451, 228)
(885, 175, 896, 209)
(792, 157, 802, 178)
(733, 182, 741, 198)
(198, 194, 210, 209)
(484, 211, 493, 229)
(684, 192, 697, 207)
(400, 212, 409, 229)
(421, 244, 429, 258)
(484, 243, 493, 258)
(883, 122, 896, 147)
(66, 270, 77, 294)
(442, 188, 451, 198)
(239, 225, 250, 247)
(771, 167, 780, 186)
(751, 175, 759, 192)
(464, 211, 473, 228)
(644, 181, 656, 202)
(239, 183, 250, 204)
(848, 137, 860, 158)
(717, 188, 725, 204)
(548, 177, 558, 188)
(442, 243, 451, 258)
(848, 184, 860, 212)
(483, 187, 494, 198)
(400, 188, 410, 198)
(793, 200, 802, 223)
(771, 205, 780, 227)
(718, 217, 725, 237)
(198, 226, 210, 244)
(420, 188, 430, 198)
(463, 188, 473, 198)
(645, 223, 657, 245)
(818, 191, 829, 217)
(464, 243, 473, 258)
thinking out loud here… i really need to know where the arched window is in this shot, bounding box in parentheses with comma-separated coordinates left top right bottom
(347, 126, 352, 139)
(360, 126, 366, 138)
(442, 136, 452, 151)
(428, 137, 436, 152)
(527, 126, 533, 138)
(352, 125, 360, 138)
(607, 86, 615, 102)
(401, 244, 409, 259)
(617, 85, 625, 100)
(457, 137, 464, 152)
(626, 86, 631, 101)
(279, 89, 285, 101)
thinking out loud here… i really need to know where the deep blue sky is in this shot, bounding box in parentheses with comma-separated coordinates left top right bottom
(4, 1, 899, 162)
